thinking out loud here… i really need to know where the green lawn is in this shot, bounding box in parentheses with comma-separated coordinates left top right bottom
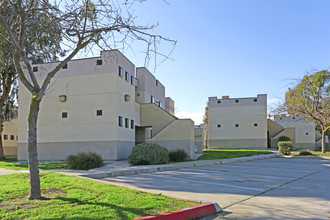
(0, 156, 66, 170)
(0, 172, 197, 219)
(197, 149, 273, 160)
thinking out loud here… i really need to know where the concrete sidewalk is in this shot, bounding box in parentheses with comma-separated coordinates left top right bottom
(49, 153, 279, 178)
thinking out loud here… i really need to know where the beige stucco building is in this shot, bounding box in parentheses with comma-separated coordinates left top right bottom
(2, 117, 18, 156)
(208, 94, 267, 149)
(194, 124, 206, 153)
(268, 115, 319, 149)
(18, 50, 194, 161)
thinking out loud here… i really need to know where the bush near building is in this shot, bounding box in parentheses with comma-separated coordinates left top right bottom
(66, 152, 104, 170)
(128, 143, 169, 165)
(278, 141, 292, 155)
(169, 149, 188, 162)
(278, 136, 291, 141)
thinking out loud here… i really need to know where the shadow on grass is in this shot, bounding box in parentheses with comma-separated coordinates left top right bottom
(54, 196, 155, 219)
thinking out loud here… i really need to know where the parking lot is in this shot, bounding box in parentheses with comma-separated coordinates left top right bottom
(96, 157, 330, 219)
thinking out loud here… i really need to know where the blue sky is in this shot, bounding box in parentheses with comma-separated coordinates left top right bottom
(101, 1, 330, 124)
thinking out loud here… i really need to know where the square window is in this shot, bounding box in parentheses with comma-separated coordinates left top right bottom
(131, 75, 134, 85)
(254, 98, 257, 102)
(33, 66, 38, 72)
(235, 124, 239, 127)
(217, 100, 221, 104)
(254, 123, 258, 127)
(235, 100, 239, 103)
(118, 116, 123, 127)
(306, 133, 309, 135)
(10, 135, 14, 140)
(119, 66, 123, 77)
(62, 112, 68, 118)
(293, 117, 295, 119)
(96, 59, 103, 65)
(217, 124, 221, 128)
(151, 96, 155, 103)
(62, 63, 68, 69)
(96, 110, 102, 116)
(125, 118, 129, 128)
(131, 120, 134, 129)
(125, 71, 129, 82)
(4, 135, 8, 140)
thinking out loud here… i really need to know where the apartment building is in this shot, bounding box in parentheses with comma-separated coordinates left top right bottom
(2, 117, 18, 156)
(208, 94, 268, 149)
(268, 115, 316, 149)
(18, 50, 194, 161)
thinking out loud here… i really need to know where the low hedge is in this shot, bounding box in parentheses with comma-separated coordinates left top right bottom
(128, 143, 169, 165)
(66, 151, 104, 170)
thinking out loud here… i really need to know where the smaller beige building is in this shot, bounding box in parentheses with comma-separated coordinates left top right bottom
(194, 124, 206, 153)
(2, 117, 18, 156)
(268, 115, 325, 149)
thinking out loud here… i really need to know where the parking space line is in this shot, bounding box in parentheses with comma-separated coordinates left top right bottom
(142, 173, 264, 192)
(182, 168, 295, 180)
(219, 165, 313, 173)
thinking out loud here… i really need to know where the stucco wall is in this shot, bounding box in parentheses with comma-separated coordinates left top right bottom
(208, 94, 267, 149)
(18, 50, 137, 161)
(2, 118, 18, 156)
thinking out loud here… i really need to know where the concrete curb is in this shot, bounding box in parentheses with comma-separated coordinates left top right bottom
(84, 153, 279, 178)
(133, 202, 222, 220)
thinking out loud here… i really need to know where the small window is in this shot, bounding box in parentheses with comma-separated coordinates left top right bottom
(125, 71, 129, 82)
(118, 116, 123, 127)
(33, 66, 38, 72)
(151, 96, 155, 103)
(156, 80, 159, 86)
(96, 59, 103, 65)
(306, 133, 309, 135)
(235, 124, 239, 127)
(254, 123, 258, 127)
(254, 98, 257, 102)
(96, 110, 102, 116)
(10, 135, 14, 140)
(119, 66, 123, 77)
(293, 117, 295, 119)
(131, 75, 134, 85)
(217, 100, 221, 104)
(280, 117, 282, 120)
(217, 124, 221, 128)
(125, 118, 129, 128)
(62, 63, 68, 69)
(235, 100, 239, 103)
(62, 112, 68, 118)
(131, 120, 134, 129)
(4, 135, 8, 140)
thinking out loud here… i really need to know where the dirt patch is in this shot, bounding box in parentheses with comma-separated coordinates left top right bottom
(42, 188, 66, 197)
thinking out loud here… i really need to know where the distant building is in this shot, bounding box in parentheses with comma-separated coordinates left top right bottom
(268, 115, 316, 149)
(18, 50, 194, 161)
(208, 94, 267, 149)
(2, 117, 18, 156)
(194, 123, 206, 153)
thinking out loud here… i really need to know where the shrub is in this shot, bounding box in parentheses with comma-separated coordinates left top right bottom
(299, 150, 313, 156)
(128, 143, 169, 165)
(169, 149, 188, 162)
(66, 152, 104, 170)
(278, 141, 292, 155)
(279, 136, 290, 141)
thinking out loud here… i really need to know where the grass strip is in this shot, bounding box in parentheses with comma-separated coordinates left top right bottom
(0, 172, 196, 219)
(197, 149, 273, 160)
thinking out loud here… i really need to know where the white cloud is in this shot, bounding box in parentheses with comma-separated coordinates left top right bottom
(176, 112, 204, 125)
(268, 98, 282, 105)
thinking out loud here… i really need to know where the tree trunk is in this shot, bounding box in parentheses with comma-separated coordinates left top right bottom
(327, 130, 330, 152)
(0, 117, 5, 160)
(28, 97, 42, 200)
(321, 131, 326, 153)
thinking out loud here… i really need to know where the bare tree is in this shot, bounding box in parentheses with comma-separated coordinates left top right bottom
(0, 0, 175, 199)
(285, 70, 330, 153)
